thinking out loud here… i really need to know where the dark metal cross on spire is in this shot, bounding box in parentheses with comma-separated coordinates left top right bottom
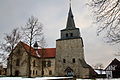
(69, 0, 71, 7)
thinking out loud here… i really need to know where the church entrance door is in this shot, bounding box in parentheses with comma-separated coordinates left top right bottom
(65, 67, 74, 77)
(67, 71, 74, 77)
(15, 70, 19, 76)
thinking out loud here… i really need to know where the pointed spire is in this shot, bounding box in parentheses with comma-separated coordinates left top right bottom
(66, 0, 76, 29)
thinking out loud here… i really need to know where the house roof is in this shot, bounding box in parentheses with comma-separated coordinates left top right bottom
(39, 48, 56, 58)
(105, 58, 120, 70)
(20, 41, 56, 58)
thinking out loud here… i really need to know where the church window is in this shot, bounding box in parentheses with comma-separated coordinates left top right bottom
(33, 70, 34, 75)
(16, 59, 20, 66)
(70, 33, 73, 37)
(49, 70, 52, 75)
(33, 60, 35, 67)
(63, 59, 66, 63)
(66, 33, 68, 37)
(0, 70, 1, 75)
(73, 58, 75, 63)
(43, 61, 46, 67)
(36, 70, 37, 75)
(15, 70, 19, 76)
(47, 61, 51, 67)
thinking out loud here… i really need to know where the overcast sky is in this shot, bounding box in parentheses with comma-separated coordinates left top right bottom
(0, 0, 119, 68)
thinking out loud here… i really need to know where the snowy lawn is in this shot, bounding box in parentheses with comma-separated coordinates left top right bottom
(0, 77, 73, 80)
(77, 79, 120, 80)
(0, 77, 119, 80)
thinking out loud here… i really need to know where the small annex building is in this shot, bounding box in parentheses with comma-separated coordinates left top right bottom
(105, 58, 120, 78)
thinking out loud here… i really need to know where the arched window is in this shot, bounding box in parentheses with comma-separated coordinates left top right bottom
(33, 60, 35, 67)
(0, 70, 1, 75)
(47, 61, 51, 67)
(66, 33, 68, 37)
(70, 33, 73, 37)
(33, 70, 34, 75)
(16, 59, 20, 66)
(73, 58, 75, 63)
(36, 70, 37, 75)
(63, 59, 66, 63)
(15, 70, 19, 76)
(49, 70, 52, 75)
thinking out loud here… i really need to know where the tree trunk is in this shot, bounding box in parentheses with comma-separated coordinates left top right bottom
(41, 48, 44, 77)
(10, 50, 13, 76)
(10, 56, 12, 76)
(28, 54, 31, 77)
(28, 40, 32, 77)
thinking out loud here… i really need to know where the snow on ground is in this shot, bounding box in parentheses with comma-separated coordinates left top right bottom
(76, 78, 120, 80)
(0, 77, 73, 80)
(0, 77, 119, 80)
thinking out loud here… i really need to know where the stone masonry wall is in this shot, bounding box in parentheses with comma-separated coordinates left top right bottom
(7, 44, 28, 77)
(55, 38, 90, 78)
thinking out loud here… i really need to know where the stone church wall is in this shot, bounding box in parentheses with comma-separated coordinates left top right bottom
(55, 38, 86, 77)
(7, 44, 29, 77)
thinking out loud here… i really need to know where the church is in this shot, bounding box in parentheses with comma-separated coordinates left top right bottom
(55, 6, 96, 78)
(6, 4, 96, 78)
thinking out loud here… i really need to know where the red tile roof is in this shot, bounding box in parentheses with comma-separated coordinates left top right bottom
(20, 41, 56, 58)
(39, 48, 56, 58)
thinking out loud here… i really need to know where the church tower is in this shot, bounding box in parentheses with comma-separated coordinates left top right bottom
(55, 2, 96, 78)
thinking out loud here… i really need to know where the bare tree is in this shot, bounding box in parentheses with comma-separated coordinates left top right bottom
(0, 28, 21, 76)
(39, 36, 47, 49)
(22, 16, 43, 77)
(38, 36, 47, 77)
(89, 0, 120, 43)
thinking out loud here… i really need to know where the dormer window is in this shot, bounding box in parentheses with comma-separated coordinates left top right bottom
(66, 33, 68, 37)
